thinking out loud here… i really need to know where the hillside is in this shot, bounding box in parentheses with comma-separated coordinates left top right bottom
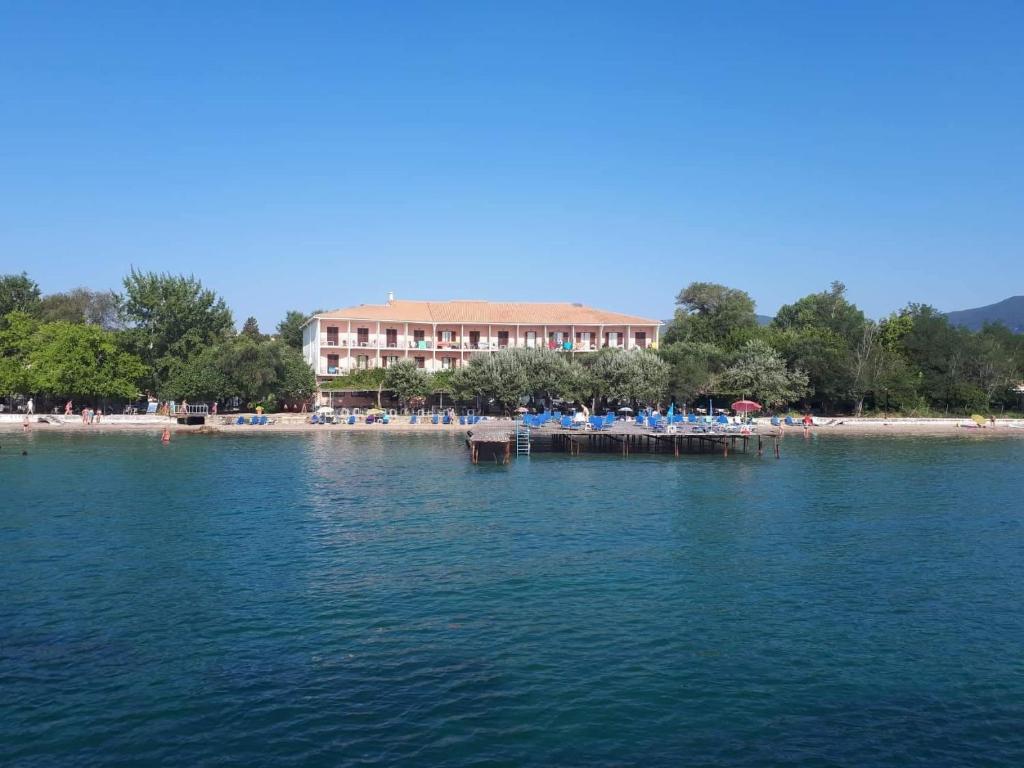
(945, 296, 1024, 333)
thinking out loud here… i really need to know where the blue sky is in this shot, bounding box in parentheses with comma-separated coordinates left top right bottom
(2, 1, 1021, 328)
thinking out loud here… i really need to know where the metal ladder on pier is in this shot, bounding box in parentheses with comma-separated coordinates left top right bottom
(515, 421, 531, 456)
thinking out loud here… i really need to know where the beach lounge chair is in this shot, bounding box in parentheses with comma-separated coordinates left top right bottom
(443, 414, 451, 425)
(347, 415, 356, 425)
(459, 415, 466, 425)
(235, 416, 246, 425)
(310, 414, 320, 424)
(432, 414, 439, 425)
(145, 401, 158, 415)
(717, 414, 729, 424)
(784, 416, 797, 426)
(771, 416, 781, 426)
(410, 414, 418, 424)
(687, 413, 697, 423)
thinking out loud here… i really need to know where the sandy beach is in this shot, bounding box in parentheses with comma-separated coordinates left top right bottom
(3, 414, 1023, 437)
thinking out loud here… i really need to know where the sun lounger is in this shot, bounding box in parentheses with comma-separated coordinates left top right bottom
(235, 416, 246, 425)
(432, 414, 439, 425)
(771, 416, 781, 426)
(410, 414, 418, 424)
(348, 415, 356, 425)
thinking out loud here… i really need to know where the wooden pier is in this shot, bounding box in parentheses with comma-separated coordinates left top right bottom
(468, 422, 782, 464)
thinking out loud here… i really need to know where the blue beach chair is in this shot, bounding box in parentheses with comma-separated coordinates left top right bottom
(410, 414, 418, 424)
(432, 414, 439, 425)
(235, 416, 246, 425)
(348, 415, 356, 425)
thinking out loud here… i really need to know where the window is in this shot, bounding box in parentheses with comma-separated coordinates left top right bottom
(326, 326, 339, 345)
(386, 329, 398, 347)
(469, 330, 480, 348)
(441, 357, 454, 370)
(634, 331, 646, 348)
(357, 328, 369, 346)
(498, 331, 509, 348)
(415, 356, 425, 369)
(606, 332, 620, 347)
(441, 330, 453, 342)
(356, 355, 368, 369)
(414, 329, 424, 341)
(383, 355, 399, 367)
(526, 331, 536, 348)
(327, 354, 339, 374)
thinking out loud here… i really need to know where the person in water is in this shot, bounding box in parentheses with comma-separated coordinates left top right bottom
(161, 427, 170, 443)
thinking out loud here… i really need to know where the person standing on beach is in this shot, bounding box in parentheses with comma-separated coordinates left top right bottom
(95, 408, 102, 424)
(26, 398, 34, 415)
(64, 400, 73, 416)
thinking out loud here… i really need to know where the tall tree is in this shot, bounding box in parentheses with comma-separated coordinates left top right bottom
(118, 270, 233, 391)
(276, 310, 310, 350)
(39, 288, 120, 328)
(241, 316, 262, 340)
(663, 282, 758, 347)
(0, 311, 38, 396)
(0, 273, 42, 318)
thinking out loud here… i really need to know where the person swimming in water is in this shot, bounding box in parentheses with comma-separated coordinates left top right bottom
(161, 427, 170, 443)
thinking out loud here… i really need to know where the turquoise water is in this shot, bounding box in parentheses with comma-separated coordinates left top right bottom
(2, 431, 1023, 767)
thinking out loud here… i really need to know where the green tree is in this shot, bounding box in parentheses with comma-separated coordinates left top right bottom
(383, 359, 431, 410)
(241, 316, 262, 340)
(164, 337, 314, 406)
(0, 311, 39, 396)
(0, 273, 42, 318)
(658, 341, 728, 404)
(28, 322, 147, 400)
(276, 310, 310, 350)
(585, 348, 669, 407)
(118, 270, 234, 391)
(452, 352, 529, 414)
(39, 288, 120, 329)
(718, 339, 809, 410)
(662, 282, 758, 347)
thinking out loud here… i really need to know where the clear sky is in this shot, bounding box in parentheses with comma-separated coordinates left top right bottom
(2, 1, 1021, 328)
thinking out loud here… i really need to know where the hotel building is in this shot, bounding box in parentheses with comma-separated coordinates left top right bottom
(302, 295, 661, 382)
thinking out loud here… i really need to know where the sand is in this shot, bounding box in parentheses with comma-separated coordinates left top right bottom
(3, 414, 1023, 438)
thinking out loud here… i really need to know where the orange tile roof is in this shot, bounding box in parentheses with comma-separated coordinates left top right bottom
(316, 300, 660, 326)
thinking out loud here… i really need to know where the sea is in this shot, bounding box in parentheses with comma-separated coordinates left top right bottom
(2, 430, 1023, 767)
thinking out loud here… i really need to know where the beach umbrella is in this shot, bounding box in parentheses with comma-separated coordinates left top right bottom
(731, 400, 762, 413)
(971, 414, 986, 426)
(367, 407, 385, 415)
(617, 406, 633, 413)
(515, 406, 529, 413)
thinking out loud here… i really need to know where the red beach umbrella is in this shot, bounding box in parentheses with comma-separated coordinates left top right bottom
(731, 400, 762, 413)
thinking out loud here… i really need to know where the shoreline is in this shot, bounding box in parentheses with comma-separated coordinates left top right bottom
(2, 415, 1024, 438)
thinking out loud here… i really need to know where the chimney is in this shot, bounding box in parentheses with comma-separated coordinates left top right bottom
(387, 291, 395, 304)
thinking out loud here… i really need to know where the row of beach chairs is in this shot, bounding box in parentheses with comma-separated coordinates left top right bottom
(307, 413, 487, 426)
(235, 415, 272, 425)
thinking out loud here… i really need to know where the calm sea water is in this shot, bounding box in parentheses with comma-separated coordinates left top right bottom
(2, 430, 1023, 767)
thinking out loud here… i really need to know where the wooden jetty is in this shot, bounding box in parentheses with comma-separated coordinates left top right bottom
(468, 421, 782, 464)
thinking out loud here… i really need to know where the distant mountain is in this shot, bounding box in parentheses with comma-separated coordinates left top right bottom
(945, 296, 1024, 333)
(756, 314, 774, 327)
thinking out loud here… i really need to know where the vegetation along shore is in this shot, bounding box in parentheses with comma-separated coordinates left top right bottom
(2, 272, 1022, 420)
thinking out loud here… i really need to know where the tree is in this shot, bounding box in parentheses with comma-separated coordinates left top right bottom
(383, 359, 431, 410)
(0, 311, 38, 396)
(771, 282, 869, 411)
(163, 337, 315, 406)
(585, 348, 669, 407)
(276, 310, 309, 350)
(718, 339, 809, 410)
(118, 270, 234, 391)
(659, 341, 728, 404)
(0, 273, 41, 318)
(38, 288, 120, 329)
(28, 322, 147, 400)
(662, 282, 758, 347)
(452, 352, 529, 414)
(241, 316, 262, 340)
